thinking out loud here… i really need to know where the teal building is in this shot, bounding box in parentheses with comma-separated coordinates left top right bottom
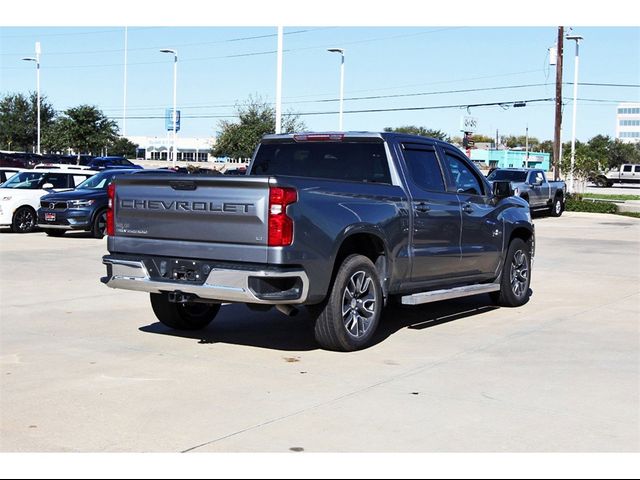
(469, 149, 550, 171)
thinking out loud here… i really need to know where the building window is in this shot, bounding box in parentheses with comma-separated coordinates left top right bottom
(197, 153, 208, 162)
(182, 152, 194, 161)
(618, 108, 640, 115)
(151, 151, 160, 160)
(620, 120, 640, 126)
(620, 132, 640, 138)
(161, 152, 168, 160)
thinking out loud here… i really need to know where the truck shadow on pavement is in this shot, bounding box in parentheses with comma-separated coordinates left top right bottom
(139, 294, 501, 352)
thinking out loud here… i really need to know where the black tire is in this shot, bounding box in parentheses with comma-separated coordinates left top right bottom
(595, 177, 607, 188)
(44, 229, 65, 237)
(549, 195, 564, 217)
(150, 293, 220, 330)
(313, 254, 383, 352)
(490, 238, 532, 307)
(606, 182, 614, 188)
(11, 206, 37, 233)
(91, 209, 107, 239)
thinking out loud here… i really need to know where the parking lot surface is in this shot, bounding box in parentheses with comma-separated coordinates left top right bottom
(0, 212, 638, 453)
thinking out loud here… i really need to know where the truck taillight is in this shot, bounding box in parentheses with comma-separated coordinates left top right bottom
(268, 186, 297, 246)
(107, 183, 115, 236)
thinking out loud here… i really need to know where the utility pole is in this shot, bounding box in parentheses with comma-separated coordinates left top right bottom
(553, 26, 564, 180)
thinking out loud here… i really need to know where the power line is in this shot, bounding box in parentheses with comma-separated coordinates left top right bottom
(2, 27, 463, 69)
(96, 82, 639, 113)
(105, 97, 557, 120)
(0, 28, 318, 57)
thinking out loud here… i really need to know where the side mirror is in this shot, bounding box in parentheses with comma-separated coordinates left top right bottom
(42, 183, 54, 190)
(492, 180, 513, 199)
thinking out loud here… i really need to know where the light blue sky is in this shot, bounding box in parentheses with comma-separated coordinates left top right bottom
(1, 2, 639, 145)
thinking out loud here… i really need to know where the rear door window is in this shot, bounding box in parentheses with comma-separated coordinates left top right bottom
(45, 173, 72, 189)
(401, 145, 446, 192)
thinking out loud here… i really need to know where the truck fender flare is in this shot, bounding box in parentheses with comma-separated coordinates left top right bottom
(331, 224, 391, 298)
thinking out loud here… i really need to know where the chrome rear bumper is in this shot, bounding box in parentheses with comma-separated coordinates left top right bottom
(101, 256, 309, 304)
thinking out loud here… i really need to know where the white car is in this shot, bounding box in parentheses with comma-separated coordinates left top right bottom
(0, 167, 24, 185)
(0, 168, 97, 233)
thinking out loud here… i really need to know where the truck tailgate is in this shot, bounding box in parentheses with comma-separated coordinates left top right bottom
(111, 174, 270, 261)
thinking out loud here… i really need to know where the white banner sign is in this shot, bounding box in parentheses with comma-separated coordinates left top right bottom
(460, 115, 479, 133)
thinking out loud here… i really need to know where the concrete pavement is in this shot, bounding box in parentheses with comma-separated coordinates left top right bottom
(0, 212, 638, 454)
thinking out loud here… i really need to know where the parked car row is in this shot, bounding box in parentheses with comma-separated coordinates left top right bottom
(38, 168, 182, 238)
(0, 167, 98, 233)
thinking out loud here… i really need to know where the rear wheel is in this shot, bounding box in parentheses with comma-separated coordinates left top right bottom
(490, 238, 532, 307)
(549, 195, 564, 217)
(313, 254, 383, 351)
(11, 206, 37, 233)
(44, 229, 65, 237)
(150, 293, 220, 330)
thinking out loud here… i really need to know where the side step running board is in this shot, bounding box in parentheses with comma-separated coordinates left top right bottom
(401, 283, 500, 306)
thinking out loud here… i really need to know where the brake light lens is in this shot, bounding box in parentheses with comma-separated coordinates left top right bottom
(106, 183, 115, 236)
(293, 133, 344, 142)
(268, 186, 297, 246)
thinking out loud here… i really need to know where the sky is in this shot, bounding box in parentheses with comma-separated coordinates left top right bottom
(1, 1, 639, 147)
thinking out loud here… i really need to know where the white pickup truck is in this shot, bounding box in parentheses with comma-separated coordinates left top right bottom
(592, 164, 640, 187)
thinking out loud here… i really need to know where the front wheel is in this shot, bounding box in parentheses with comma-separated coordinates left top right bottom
(313, 254, 383, 351)
(91, 209, 107, 239)
(11, 206, 37, 233)
(549, 196, 564, 217)
(150, 293, 220, 330)
(491, 238, 532, 307)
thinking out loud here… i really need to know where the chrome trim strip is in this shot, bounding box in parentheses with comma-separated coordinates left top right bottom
(37, 224, 73, 230)
(401, 283, 500, 306)
(102, 258, 309, 304)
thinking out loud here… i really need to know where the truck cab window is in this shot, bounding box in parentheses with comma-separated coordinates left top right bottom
(444, 153, 483, 196)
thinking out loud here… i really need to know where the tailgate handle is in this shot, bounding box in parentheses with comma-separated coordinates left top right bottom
(169, 180, 197, 191)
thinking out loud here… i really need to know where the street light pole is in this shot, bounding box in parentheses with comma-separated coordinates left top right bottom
(22, 41, 41, 154)
(160, 49, 178, 168)
(566, 34, 583, 193)
(327, 48, 345, 131)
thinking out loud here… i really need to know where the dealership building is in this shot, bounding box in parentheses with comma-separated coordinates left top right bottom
(127, 135, 218, 163)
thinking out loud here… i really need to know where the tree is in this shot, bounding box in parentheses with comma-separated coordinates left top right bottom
(384, 126, 450, 141)
(41, 119, 70, 153)
(501, 135, 540, 149)
(212, 96, 306, 161)
(109, 137, 139, 158)
(55, 105, 119, 156)
(607, 139, 640, 169)
(0, 92, 56, 151)
(560, 147, 600, 193)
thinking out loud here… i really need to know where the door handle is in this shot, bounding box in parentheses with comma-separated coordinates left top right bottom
(415, 202, 431, 213)
(463, 203, 474, 214)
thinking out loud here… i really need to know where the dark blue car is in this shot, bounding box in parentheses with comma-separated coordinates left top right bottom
(37, 169, 140, 238)
(86, 156, 143, 170)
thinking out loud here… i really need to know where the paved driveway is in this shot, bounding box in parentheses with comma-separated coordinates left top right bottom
(1, 212, 638, 455)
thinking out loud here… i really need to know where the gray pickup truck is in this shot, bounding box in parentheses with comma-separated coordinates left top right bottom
(486, 168, 566, 217)
(101, 132, 535, 351)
